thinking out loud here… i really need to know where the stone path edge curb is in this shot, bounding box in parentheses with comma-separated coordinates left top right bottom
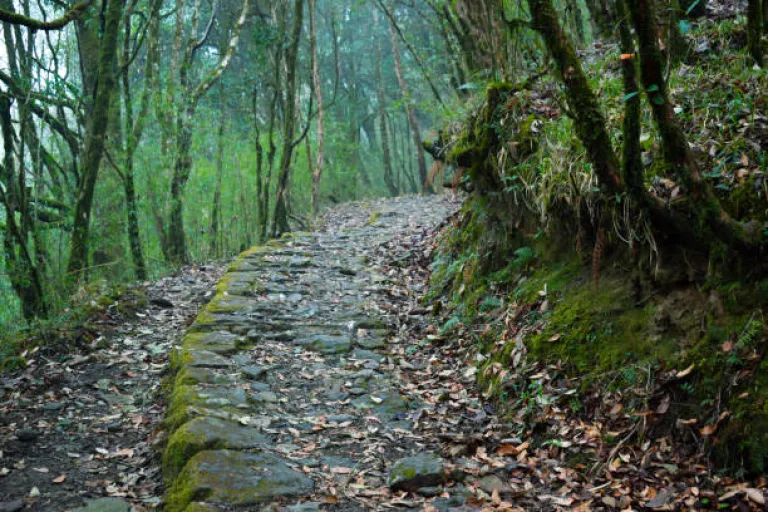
(160, 234, 308, 512)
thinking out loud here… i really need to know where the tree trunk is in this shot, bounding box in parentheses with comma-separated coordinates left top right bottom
(527, 0, 623, 193)
(375, 10, 398, 197)
(271, 0, 304, 237)
(210, 100, 225, 257)
(748, 0, 764, 66)
(166, 0, 248, 263)
(68, 0, 125, 278)
(0, 96, 47, 319)
(617, 0, 644, 195)
(388, 17, 431, 194)
(253, 88, 265, 243)
(168, 110, 193, 264)
(309, 0, 325, 216)
(120, 0, 156, 281)
(628, 0, 759, 248)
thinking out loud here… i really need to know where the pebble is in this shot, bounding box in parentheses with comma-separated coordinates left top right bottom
(16, 429, 38, 442)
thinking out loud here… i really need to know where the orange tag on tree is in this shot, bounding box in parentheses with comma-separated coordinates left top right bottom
(620, 53, 635, 60)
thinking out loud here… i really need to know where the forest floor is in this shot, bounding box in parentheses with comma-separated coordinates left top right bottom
(0, 264, 226, 511)
(1, 195, 766, 511)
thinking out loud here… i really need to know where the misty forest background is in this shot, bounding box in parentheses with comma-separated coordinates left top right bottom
(1, 0, 767, 345)
(0, 0, 475, 330)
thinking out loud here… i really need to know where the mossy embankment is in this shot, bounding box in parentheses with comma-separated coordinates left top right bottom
(426, 18, 768, 475)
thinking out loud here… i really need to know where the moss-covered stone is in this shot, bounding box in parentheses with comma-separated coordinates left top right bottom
(165, 384, 249, 432)
(388, 454, 446, 492)
(166, 450, 314, 512)
(182, 331, 242, 356)
(163, 417, 269, 481)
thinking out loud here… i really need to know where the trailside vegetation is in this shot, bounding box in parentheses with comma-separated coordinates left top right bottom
(427, 0, 768, 474)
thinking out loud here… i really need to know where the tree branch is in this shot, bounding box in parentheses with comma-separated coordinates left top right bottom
(0, 0, 91, 31)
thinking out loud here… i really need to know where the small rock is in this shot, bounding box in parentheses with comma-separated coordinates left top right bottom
(0, 500, 24, 512)
(327, 414, 355, 423)
(477, 474, 506, 493)
(256, 391, 279, 403)
(16, 429, 38, 442)
(388, 454, 446, 492)
(70, 497, 134, 512)
(287, 502, 320, 512)
(249, 382, 271, 392)
(242, 365, 268, 381)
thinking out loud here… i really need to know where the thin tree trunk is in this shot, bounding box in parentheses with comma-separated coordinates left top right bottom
(377, 0, 445, 107)
(167, 0, 249, 263)
(120, 0, 157, 281)
(374, 10, 397, 197)
(210, 96, 225, 257)
(748, 0, 763, 66)
(309, 0, 325, 216)
(617, 0, 643, 195)
(253, 88, 265, 243)
(388, 17, 431, 194)
(0, 96, 47, 319)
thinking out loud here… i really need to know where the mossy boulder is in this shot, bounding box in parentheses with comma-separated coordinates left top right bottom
(388, 454, 446, 492)
(166, 450, 315, 512)
(165, 384, 249, 432)
(163, 417, 269, 480)
(182, 331, 243, 356)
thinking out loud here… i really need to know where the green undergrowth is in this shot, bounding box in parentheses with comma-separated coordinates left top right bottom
(431, 196, 768, 474)
(427, 16, 768, 476)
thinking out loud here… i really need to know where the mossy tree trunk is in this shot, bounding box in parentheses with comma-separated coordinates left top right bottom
(118, 0, 159, 281)
(271, 0, 304, 237)
(166, 0, 249, 264)
(0, 96, 48, 319)
(616, 0, 644, 195)
(524, 0, 748, 251)
(526, 0, 622, 193)
(68, 0, 126, 279)
(210, 92, 225, 258)
(252, 88, 265, 243)
(627, 0, 759, 248)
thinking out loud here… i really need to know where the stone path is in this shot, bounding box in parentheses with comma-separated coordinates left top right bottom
(163, 196, 458, 511)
